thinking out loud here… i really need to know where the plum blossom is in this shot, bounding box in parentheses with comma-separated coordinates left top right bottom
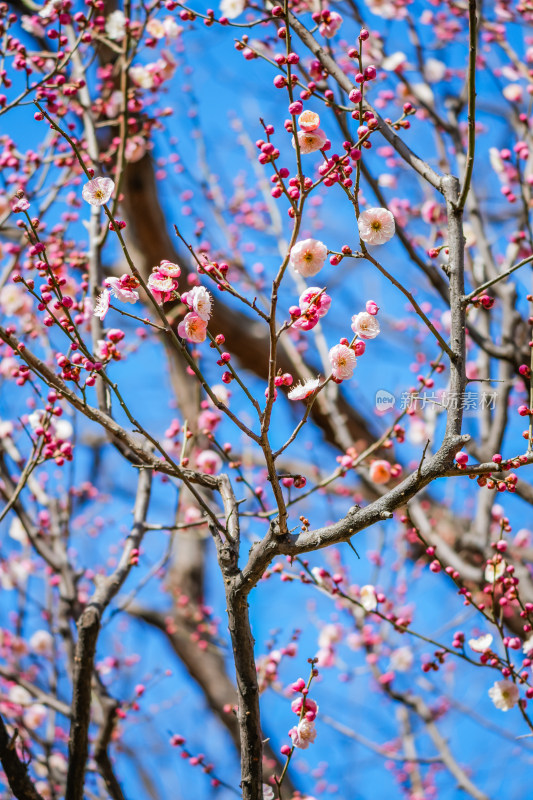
(0, 285, 33, 317)
(125, 136, 147, 163)
(293, 129, 328, 154)
(263, 786, 275, 800)
(146, 18, 166, 38)
(293, 287, 331, 331)
(488, 680, 519, 711)
(9, 518, 28, 545)
(9, 685, 32, 706)
(178, 312, 207, 343)
(288, 378, 321, 402)
(105, 9, 126, 39)
(147, 264, 179, 304)
(93, 290, 111, 320)
(196, 450, 222, 475)
(468, 634, 493, 653)
(357, 207, 395, 245)
(30, 629, 54, 656)
(289, 239, 328, 278)
(298, 287, 331, 318)
(162, 16, 183, 37)
(105, 275, 140, 304)
(351, 312, 380, 339)
(360, 584, 378, 611)
(329, 344, 356, 380)
(298, 111, 320, 132)
(291, 696, 319, 720)
(484, 560, 505, 583)
(369, 460, 391, 484)
(207, 384, 231, 408)
(181, 286, 212, 321)
(23, 704, 47, 730)
(220, 0, 245, 18)
(82, 177, 115, 206)
(289, 718, 317, 749)
(319, 10, 343, 37)
(389, 646, 414, 672)
(366, 0, 397, 18)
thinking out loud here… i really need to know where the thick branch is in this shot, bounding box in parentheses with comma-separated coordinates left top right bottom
(0, 714, 45, 800)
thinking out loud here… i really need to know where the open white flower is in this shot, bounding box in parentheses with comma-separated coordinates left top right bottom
(360, 584, 378, 611)
(105, 9, 126, 40)
(484, 560, 505, 583)
(219, 0, 245, 18)
(488, 680, 519, 711)
(288, 378, 321, 402)
(357, 207, 395, 245)
(82, 177, 115, 207)
(468, 634, 493, 653)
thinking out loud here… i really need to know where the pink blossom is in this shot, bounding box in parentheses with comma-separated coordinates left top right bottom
(105, 276, 140, 304)
(147, 261, 180, 303)
(329, 344, 356, 380)
(291, 697, 318, 720)
(298, 110, 320, 132)
(298, 287, 331, 317)
(357, 207, 395, 245)
(196, 449, 223, 475)
(93, 289, 111, 320)
(289, 718, 317, 749)
(178, 312, 207, 343)
(365, 300, 379, 315)
(288, 378, 321, 402)
(125, 136, 147, 163)
(292, 308, 319, 331)
(160, 260, 181, 277)
(351, 311, 380, 339)
(421, 200, 446, 226)
(369, 460, 392, 484)
(181, 286, 212, 321)
(82, 177, 115, 206)
(12, 197, 30, 213)
(289, 239, 328, 278)
(0, 285, 33, 317)
(319, 10, 343, 38)
(293, 287, 331, 331)
(293, 128, 328, 154)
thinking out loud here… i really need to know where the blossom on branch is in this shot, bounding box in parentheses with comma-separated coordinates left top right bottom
(289, 718, 317, 749)
(488, 680, 519, 711)
(105, 276, 140, 304)
(357, 207, 396, 245)
(181, 286, 212, 321)
(328, 344, 357, 380)
(293, 129, 328, 155)
(289, 239, 328, 278)
(288, 378, 321, 402)
(178, 312, 207, 343)
(82, 177, 115, 207)
(351, 311, 380, 339)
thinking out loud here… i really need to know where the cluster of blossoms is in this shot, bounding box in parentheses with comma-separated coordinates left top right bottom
(94, 274, 140, 320)
(286, 678, 319, 751)
(147, 260, 181, 303)
(293, 111, 328, 155)
(291, 287, 331, 331)
(179, 285, 213, 344)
